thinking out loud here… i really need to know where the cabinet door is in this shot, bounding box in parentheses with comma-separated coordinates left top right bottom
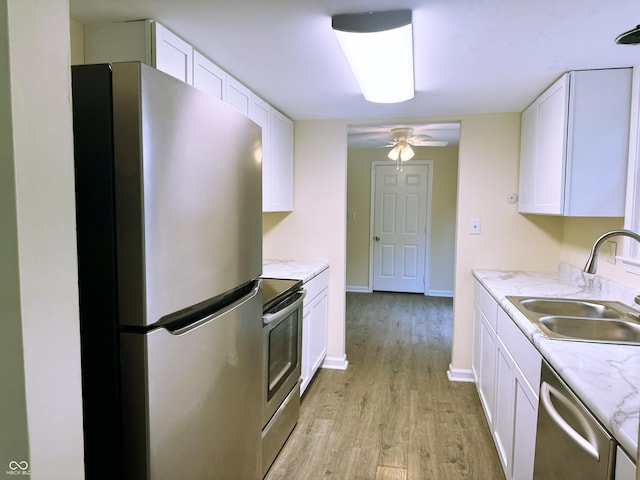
(517, 103, 537, 213)
(511, 366, 537, 480)
(153, 23, 193, 84)
(268, 109, 294, 212)
(249, 96, 271, 210)
(533, 74, 568, 214)
(300, 307, 311, 395)
(193, 51, 226, 100)
(494, 339, 515, 477)
(309, 289, 328, 374)
(614, 446, 636, 480)
(477, 312, 497, 427)
(472, 302, 482, 383)
(226, 76, 252, 116)
(564, 68, 631, 216)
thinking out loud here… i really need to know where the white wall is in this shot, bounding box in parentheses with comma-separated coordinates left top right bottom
(263, 120, 348, 366)
(346, 145, 458, 294)
(452, 113, 564, 371)
(265, 113, 566, 374)
(1, 1, 85, 477)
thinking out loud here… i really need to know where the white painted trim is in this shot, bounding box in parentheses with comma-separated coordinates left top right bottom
(321, 355, 349, 370)
(446, 364, 475, 382)
(622, 64, 640, 273)
(427, 289, 453, 298)
(369, 160, 433, 294)
(346, 285, 371, 293)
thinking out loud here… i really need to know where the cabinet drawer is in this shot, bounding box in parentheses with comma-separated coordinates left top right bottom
(303, 268, 329, 306)
(497, 307, 541, 392)
(474, 281, 498, 329)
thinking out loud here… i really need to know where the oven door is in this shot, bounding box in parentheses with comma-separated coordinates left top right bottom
(262, 289, 305, 426)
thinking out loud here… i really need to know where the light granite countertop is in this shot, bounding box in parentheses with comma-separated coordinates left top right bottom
(262, 259, 329, 283)
(473, 264, 640, 461)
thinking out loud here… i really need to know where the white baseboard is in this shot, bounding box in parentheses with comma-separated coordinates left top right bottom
(427, 289, 454, 297)
(447, 363, 475, 382)
(346, 285, 370, 293)
(321, 355, 349, 370)
(346, 286, 453, 296)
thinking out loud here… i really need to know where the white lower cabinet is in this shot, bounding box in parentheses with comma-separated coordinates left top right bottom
(301, 269, 328, 396)
(473, 280, 541, 480)
(510, 368, 538, 480)
(615, 446, 637, 480)
(472, 281, 498, 427)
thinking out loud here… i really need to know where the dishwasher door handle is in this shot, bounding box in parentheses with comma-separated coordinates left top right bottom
(540, 381, 600, 461)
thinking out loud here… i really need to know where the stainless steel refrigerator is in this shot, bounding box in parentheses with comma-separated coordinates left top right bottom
(72, 62, 263, 479)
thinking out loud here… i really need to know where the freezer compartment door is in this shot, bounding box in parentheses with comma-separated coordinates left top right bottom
(112, 62, 262, 327)
(120, 282, 262, 480)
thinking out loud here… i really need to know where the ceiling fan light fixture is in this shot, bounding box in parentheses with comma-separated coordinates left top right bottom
(388, 144, 401, 161)
(332, 10, 414, 103)
(400, 143, 414, 161)
(387, 141, 414, 171)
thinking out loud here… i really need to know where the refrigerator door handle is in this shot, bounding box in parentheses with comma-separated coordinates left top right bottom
(166, 279, 262, 335)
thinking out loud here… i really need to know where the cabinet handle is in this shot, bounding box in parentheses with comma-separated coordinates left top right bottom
(374, 236, 380, 241)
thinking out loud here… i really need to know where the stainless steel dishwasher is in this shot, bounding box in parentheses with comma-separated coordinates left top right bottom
(533, 360, 616, 479)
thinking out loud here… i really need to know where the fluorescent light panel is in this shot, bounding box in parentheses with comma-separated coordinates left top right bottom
(332, 10, 414, 103)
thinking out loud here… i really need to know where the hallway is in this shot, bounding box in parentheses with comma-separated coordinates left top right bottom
(265, 292, 504, 480)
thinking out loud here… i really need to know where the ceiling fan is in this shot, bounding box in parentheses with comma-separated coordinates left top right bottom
(383, 127, 448, 168)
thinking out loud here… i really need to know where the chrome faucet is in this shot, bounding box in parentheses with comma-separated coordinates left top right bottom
(583, 229, 640, 274)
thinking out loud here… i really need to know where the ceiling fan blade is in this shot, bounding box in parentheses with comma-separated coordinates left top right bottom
(413, 141, 448, 147)
(409, 134, 431, 141)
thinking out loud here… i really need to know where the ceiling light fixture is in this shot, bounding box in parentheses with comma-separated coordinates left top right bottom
(332, 9, 414, 103)
(387, 142, 414, 162)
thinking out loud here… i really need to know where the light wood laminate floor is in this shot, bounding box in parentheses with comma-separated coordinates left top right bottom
(264, 292, 504, 480)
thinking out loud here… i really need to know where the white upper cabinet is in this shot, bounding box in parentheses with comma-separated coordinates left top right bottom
(84, 20, 193, 84)
(226, 75, 252, 116)
(193, 51, 226, 101)
(83, 19, 295, 213)
(153, 23, 193, 84)
(250, 95, 295, 212)
(518, 68, 632, 216)
(249, 96, 271, 206)
(268, 108, 294, 212)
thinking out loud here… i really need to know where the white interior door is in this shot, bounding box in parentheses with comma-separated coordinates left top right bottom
(372, 163, 429, 293)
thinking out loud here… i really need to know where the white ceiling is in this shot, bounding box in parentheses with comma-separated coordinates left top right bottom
(69, 0, 640, 147)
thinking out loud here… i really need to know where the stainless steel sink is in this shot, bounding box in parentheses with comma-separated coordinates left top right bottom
(506, 296, 640, 345)
(517, 298, 622, 319)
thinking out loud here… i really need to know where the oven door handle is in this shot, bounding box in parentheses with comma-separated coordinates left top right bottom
(263, 290, 306, 325)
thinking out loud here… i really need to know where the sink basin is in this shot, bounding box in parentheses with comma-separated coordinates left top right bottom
(539, 316, 640, 343)
(506, 296, 640, 345)
(517, 298, 622, 319)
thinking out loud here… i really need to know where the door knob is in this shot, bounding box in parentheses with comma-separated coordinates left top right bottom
(374, 236, 380, 241)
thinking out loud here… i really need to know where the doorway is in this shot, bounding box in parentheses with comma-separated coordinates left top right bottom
(370, 161, 432, 293)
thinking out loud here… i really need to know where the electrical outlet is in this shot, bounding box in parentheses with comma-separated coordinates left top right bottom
(470, 218, 481, 235)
